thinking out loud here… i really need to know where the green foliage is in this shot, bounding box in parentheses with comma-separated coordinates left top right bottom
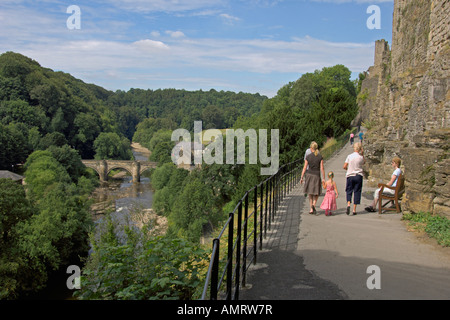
(0, 146, 94, 299)
(0, 99, 47, 129)
(24, 150, 72, 202)
(46, 144, 85, 182)
(0, 122, 31, 169)
(149, 137, 173, 165)
(17, 182, 92, 272)
(403, 212, 450, 247)
(170, 173, 219, 242)
(0, 179, 34, 299)
(255, 64, 358, 164)
(0, 51, 118, 162)
(93, 132, 133, 160)
(151, 163, 189, 216)
(310, 87, 358, 138)
(76, 215, 208, 300)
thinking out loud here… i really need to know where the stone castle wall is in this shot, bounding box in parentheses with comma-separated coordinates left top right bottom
(358, 0, 449, 217)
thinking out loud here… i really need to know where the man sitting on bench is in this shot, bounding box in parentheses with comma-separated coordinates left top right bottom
(365, 157, 402, 212)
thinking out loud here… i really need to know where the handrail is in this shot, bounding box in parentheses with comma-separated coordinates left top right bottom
(200, 158, 302, 300)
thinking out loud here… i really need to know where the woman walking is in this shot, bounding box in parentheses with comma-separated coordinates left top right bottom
(301, 142, 325, 215)
(343, 142, 364, 215)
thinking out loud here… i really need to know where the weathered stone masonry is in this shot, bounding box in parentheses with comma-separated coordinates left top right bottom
(357, 0, 449, 217)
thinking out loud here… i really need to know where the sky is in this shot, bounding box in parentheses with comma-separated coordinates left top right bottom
(0, 0, 393, 97)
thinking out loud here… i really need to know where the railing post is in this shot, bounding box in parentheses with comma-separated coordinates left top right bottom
(254, 185, 258, 263)
(242, 193, 249, 287)
(264, 179, 268, 237)
(273, 175, 276, 220)
(210, 238, 220, 300)
(234, 201, 242, 300)
(260, 182, 264, 249)
(268, 177, 272, 230)
(277, 172, 281, 214)
(275, 172, 279, 219)
(226, 212, 234, 300)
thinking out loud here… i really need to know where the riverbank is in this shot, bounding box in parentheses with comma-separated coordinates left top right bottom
(131, 142, 151, 159)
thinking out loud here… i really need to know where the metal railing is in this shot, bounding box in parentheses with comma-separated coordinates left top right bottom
(200, 159, 302, 300)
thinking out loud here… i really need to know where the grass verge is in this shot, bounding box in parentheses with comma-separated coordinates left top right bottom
(402, 212, 450, 247)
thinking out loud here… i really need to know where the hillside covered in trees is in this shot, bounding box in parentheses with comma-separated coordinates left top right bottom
(0, 51, 266, 169)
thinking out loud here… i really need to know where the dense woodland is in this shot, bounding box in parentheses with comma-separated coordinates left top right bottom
(0, 51, 359, 299)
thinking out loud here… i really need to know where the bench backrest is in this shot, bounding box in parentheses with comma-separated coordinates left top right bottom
(396, 173, 405, 195)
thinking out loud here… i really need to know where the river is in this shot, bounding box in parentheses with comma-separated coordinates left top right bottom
(89, 143, 155, 242)
(90, 147, 153, 215)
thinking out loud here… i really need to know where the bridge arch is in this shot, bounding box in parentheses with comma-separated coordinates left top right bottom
(107, 165, 133, 178)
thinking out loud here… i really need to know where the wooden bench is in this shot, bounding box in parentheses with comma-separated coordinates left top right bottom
(378, 173, 405, 214)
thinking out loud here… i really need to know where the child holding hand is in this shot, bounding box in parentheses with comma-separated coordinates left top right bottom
(320, 172, 338, 216)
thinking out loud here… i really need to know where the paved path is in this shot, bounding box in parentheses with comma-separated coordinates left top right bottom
(240, 141, 450, 300)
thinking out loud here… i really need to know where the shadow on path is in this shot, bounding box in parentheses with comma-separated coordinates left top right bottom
(240, 188, 347, 300)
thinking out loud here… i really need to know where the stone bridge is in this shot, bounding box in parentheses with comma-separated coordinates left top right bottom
(82, 160, 158, 183)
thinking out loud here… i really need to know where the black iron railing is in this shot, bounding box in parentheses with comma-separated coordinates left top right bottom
(200, 159, 302, 300)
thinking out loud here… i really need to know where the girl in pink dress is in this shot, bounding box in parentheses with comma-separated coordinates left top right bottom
(320, 172, 338, 216)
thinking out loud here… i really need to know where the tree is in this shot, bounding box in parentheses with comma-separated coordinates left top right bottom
(17, 183, 92, 271)
(149, 140, 173, 165)
(93, 132, 133, 160)
(0, 179, 34, 299)
(46, 144, 85, 182)
(311, 88, 358, 138)
(37, 132, 68, 150)
(117, 105, 142, 140)
(0, 99, 47, 129)
(289, 65, 356, 111)
(24, 150, 72, 202)
(151, 163, 189, 216)
(0, 122, 30, 169)
(169, 173, 219, 242)
(202, 105, 224, 129)
(73, 112, 101, 159)
(150, 162, 177, 190)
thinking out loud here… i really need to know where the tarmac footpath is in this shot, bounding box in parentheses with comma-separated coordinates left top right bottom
(240, 141, 450, 300)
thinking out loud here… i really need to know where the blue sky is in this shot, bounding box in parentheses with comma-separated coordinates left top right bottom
(0, 0, 393, 97)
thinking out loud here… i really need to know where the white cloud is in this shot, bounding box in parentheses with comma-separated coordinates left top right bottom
(0, 0, 380, 96)
(101, 0, 225, 13)
(219, 13, 241, 24)
(12, 33, 373, 77)
(150, 31, 161, 37)
(133, 39, 170, 50)
(165, 30, 186, 38)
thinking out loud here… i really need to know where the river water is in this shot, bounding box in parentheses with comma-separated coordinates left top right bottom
(89, 147, 155, 241)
